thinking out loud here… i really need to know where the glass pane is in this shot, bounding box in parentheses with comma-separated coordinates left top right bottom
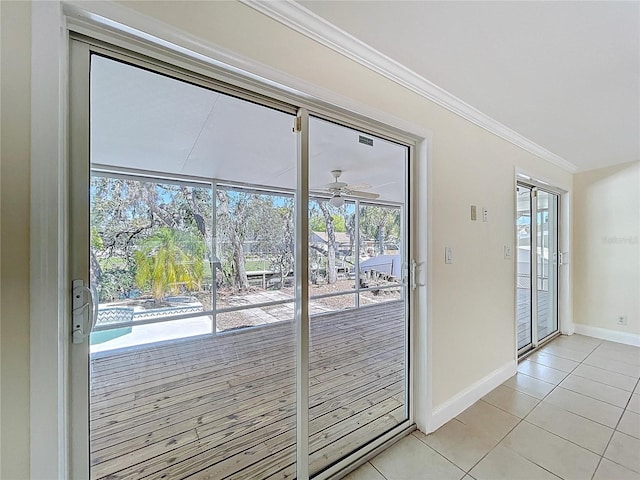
(90, 175, 214, 352)
(536, 191, 559, 341)
(89, 54, 297, 480)
(308, 116, 408, 475)
(215, 187, 296, 318)
(310, 293, 356, 313)
(309, 198, 357, 291)
(216, 302, 295, 333)
(359, 204, 403, 306)
(516, 185, 533, 350)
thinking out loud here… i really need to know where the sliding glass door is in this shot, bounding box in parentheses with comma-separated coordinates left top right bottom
(307, 117, 409, 475)
(535, 190, 559, 342)
(69, 39, 413, 480)
(516, 182, 559, 356)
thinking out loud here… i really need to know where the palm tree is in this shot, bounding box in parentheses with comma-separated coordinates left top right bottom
(134, 228, 205, 303)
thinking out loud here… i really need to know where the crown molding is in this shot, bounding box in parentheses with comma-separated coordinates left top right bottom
(241, 0, 578, 173)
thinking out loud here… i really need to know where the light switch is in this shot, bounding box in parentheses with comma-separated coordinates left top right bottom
(504, 246, 512, 259)
(471, 205, 477, 221)
(445, 247, 453, 264)
(482, 207, 489, 222)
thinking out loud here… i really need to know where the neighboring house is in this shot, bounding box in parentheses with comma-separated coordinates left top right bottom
(309, 230, 353, 255)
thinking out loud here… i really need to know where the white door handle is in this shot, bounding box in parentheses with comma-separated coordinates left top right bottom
(411, 259, 417, 290)
(72, 280, 98, 344)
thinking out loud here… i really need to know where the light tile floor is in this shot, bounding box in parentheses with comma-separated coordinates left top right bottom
(345, 334, 640, 480)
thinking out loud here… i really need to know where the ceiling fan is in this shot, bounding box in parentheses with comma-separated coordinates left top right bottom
(317, 170, 379, 207)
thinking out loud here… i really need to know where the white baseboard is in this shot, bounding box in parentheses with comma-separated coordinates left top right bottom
(573, 324, 640, 347)
(426, 360, 517, 433)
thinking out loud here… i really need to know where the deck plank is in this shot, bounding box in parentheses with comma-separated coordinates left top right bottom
(90, 301, 406, 480)
(517, 288, 554, 348)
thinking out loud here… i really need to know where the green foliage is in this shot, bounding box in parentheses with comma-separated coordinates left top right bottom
(134, 228, 205, 301)
(91, 226, 103, 250)
(98, 267, 135, 303)
(91, 176, 213, 300)
(359, 205, 401, 255)
(90, 175, 402, 300)
(309, 214, 325, 232)
(309, 210, 347, 233)
(332, 214, 346, 232)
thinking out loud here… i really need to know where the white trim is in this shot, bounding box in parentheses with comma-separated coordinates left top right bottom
(241, 0, 578, 174)
(413, 137, 432, 433)
(62, 0, 431, 143)
(30, 2, 69, 479)
(574, 325, 640, 347)
(559, 191, 573, 336)
(426, 361, 517, 433)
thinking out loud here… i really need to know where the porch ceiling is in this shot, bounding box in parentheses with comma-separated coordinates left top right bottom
(90, 55, 407, 203)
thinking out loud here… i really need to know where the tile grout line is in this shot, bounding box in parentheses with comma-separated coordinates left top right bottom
(520, 340, 617, 480)
(590, 375, 640, 479)
(575, 341, 639, 480)
(367, 460, 388, 480)
(491, 338, 616, 479)
(409, 430, 470, 477)
(465, 339, 588, 476)
(368, 336, 638, 480)
(464, 338, 590, 476)
(487, 338, 637, 479)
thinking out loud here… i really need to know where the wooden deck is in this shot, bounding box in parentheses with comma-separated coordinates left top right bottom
(517, 288, 554, 349)
(89, 301, 406, 479)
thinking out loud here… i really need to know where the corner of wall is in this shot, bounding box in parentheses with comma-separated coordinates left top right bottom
(572, 161, 640, 339)
(425, 360, 516, 433)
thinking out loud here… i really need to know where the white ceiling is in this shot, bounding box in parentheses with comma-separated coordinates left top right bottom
(91, 55, 407, 202)
(298, 0, 640, 172)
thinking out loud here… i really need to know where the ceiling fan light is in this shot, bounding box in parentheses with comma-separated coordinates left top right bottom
(329, 194, 345, 208)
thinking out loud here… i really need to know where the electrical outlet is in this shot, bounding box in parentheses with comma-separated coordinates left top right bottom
(617, 315, 628, 326)
(482, 207, 489, 222)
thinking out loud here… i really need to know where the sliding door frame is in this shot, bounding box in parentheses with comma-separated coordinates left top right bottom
(67, 34, 417, 480)
(516, 178, 562, 358)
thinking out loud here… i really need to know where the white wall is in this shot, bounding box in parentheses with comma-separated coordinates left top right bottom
(0, 1, 32, 478)
(573, 161, 640, 337)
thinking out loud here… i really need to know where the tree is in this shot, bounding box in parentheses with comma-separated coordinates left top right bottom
(216, 190, 253, 290)
(91, 176, 213, 301)
(359, 205, 400, 255)
(134, 228, 205, 303)
(267, 200, 295, 287)
(317, 200, 338, 284)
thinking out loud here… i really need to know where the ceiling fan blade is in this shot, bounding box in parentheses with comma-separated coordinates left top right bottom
(323, 181, 348, 190)
(345, 190, 380, 199)
(344, 183, 372, 191)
